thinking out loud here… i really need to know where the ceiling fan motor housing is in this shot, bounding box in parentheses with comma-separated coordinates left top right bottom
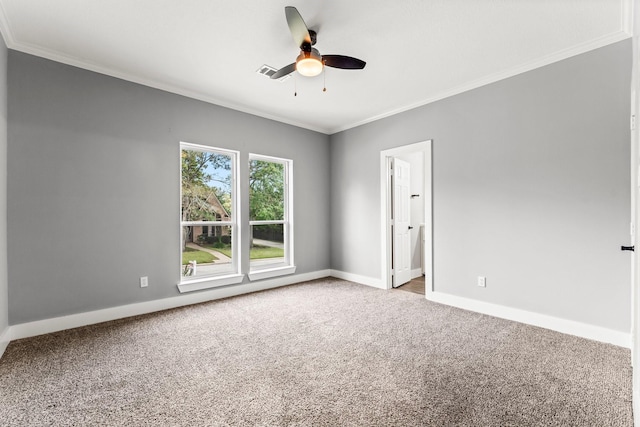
(297, 48, 322, 63)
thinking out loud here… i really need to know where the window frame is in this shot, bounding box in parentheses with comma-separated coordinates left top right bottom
(247, 153, 296, 281)
(178, 142, 243, 293)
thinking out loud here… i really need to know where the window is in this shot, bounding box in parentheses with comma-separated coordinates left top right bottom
(179, 143, 243, 292)
(248, 154, 295, 280)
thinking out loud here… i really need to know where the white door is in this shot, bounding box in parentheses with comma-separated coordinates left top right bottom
(393, 158, 412, 287)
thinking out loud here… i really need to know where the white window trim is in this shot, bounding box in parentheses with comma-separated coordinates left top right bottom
(179, 142, 244, 292)
(248, 265, 297, 281)
(248, 153, 295, 280)
(178, 273, 244, 293)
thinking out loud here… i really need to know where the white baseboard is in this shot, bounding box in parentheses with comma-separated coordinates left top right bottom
(0, 326, 10, 359)
(411, 268, 423, 279)
(635, 376, 640, 427)
(427, 290, 631, 348)
(3, 270, 630, 359)
(330, 270, 385, 289)
(8, 269, 332, 343)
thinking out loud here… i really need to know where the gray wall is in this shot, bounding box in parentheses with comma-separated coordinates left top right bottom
(331, 40, 631, 332)
(7, 51, 331, 324)
(0, 36, 7, 335)
(5, 40, 632, 334)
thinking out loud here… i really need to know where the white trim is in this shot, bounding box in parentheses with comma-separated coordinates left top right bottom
(2, 270, 629, 357)
(177, 273, 245, 293)
(6, 269, 331, 343)
(248, 265, 296, 281)
(181, 142, 239, 156)
(331, 269, 629, 348)
(330, 270, 385, 289)
(249, 220, 285, 225)
(635, 394, 640, 427)
(630, 0, 639, 421)
(182, 221, 233, 226)
(427, 291, 631, 348)
(179, 142, 242, 286)
(248, 153, 290, 165)
(411, 268, 423, 280)
(0, 7, 628, 137)
(380, 140, 433, 291)
(622, 0, 633, 35)
(635, 384, 640, 427)
(4, 39, 329, 134)
(382, 155, 393, 289)
(329, 31, 631, 134)
(248, 153, 294, 273)
(0, 0, 14, 48)
(0, 326, 10, 359)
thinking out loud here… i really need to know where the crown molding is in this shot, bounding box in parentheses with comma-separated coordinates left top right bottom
(329, 30, 632, 134)
(4, 39, 331, 135)
(0, 0, 632, 136)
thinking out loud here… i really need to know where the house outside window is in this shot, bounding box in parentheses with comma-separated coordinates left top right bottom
(248, 154, 295, 280)
(179, 142, 243, 292)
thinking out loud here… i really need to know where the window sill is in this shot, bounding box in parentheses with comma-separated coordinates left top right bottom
(177, 273, 245, 293)
(248, 265, 297, 281)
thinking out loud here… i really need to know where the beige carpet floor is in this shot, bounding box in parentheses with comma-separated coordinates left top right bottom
(0, 278, 633, 426)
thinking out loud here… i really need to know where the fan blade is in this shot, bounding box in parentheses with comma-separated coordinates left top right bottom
(285, 6, 312, 50)
(323, 55, 366, 70)
(271, 63, 296, 79)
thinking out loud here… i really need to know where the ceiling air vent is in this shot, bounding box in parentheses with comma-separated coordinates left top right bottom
(256, 64, 290, 82)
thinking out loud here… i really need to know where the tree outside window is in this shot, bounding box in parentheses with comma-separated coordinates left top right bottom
(180, 144, 237, 280)
(249, 155, 292, 271)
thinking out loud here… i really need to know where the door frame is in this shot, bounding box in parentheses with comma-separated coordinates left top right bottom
(631, 2, 639, 421)
(380, 140, 433, 294)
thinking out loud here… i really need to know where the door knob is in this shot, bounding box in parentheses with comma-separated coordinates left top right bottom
(408, 226, 414, 230)
(621, 246, 635, 252)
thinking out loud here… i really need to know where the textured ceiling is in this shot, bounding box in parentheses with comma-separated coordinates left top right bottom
(0, 0, 631, 134)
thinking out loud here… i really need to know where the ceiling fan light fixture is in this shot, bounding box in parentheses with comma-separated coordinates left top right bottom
(268, 7, 366, 81)
(296, 50, 323, 77)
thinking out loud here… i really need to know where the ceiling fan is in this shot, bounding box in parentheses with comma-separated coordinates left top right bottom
(271, 6, 366, 80)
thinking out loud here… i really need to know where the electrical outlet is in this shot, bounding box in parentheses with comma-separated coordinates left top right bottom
(477, 276, 486, 287)
(140, 276, 148, 288)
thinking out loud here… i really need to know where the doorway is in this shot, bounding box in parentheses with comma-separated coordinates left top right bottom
(380, 140, 433, 295)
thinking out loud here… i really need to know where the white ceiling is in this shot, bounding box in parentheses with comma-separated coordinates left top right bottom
(0, 0, 631, 134)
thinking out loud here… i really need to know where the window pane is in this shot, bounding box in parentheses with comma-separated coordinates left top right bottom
(250, 224, 285, 267)
(182, 225, 234, 278)
(182, 149, 232, 222)
(180, 144, 237, 284)
(249, 159, 284, 221)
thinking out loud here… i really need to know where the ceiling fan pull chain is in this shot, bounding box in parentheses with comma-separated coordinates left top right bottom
(323, 69, 327, 92)
(294, 73, 297, 96)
